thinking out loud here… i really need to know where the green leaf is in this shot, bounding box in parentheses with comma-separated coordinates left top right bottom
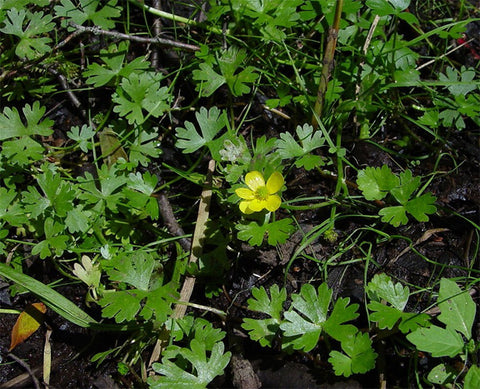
(175, 107, 227, 154)
(357, 165, 399, 201)
(140, 283, 176, 323)
(0, 8, 54, 59)
(280, 283, 331, 352)
(192, 47, 258, 97)
(31, 217, 70, 259)
(100, 289, 146, 323)
(365, 0, 395, 15)
(66, 125, 96, 153)
(323, 297, 359, 342)
(0, 101, 53, 140)
(465, 365, 480, 389)
(247, 285, 286, 321)
(55, 0, 121, 29)
(236, 218, 295, 247)
(149, 340, 231, 389)
(107, 252, 155, 291)
(234, 0, 303, 41)
(276, 124, 325, 170)
(328, 332, 377, 377)
(0, 187, 22, 226)
(1, 137, 45, 166)
(83, 42, 150, 87)
(21, 186, 49, 218)
(366, 273, 410, 310)
(112, 72, 170, 125)
(378, 205, 408, 227)
(390, 170, 420, 205)
(407, 326, 464, 358)
(404, 193, 437, 222)
(437, 278, 475, 339)
(78, 164, 128, 212)
(128, 130, 162, 167)
(36, 164, 76, 217)
(427, 363, 458, 385)
(366, 274, 430, 333)
(368, 301, 430, 333)
(242, 285, 286, 347)
(190, 318, 227, 350)
(439, 66, 477, 97)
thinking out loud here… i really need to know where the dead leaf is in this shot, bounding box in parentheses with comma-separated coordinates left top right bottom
(98, 128, 128, 166)
(9, 302, 47, 351)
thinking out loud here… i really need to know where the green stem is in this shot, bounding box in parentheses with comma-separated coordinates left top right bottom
(127, 0, 223, 34)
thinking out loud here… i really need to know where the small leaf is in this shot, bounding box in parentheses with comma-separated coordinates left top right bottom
(242, 285, 287, 347)
(236, 218, 295, 247)
(405, 193, 437, 222)
(0, 101, 53, 140)
(328, 332, 377, 377)
(438, 278, 475, 339)
(407, 326, 464, 358)
(390, 170, 420, 205)
(175, 106, 227, 154)
(9, 303, 47, 351)
(192, 47, 258, 97)
(72, 255, 101, 289)
(276, 124, 325, 170)
(280, 283, 332, 352)
(465, 365, 480, 389)
(366, 273, 410, 310)
(149, 340, 231, 388)
(379, 205, 408, 227)
(55, 0, 121, 29)
(357, 165, 399, 201)
(112, 72, 170, 125)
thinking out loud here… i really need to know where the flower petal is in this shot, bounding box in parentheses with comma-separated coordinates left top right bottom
(245, 171, 265, 191)
(239, 201, 254, 214)
(265, 194, 281, 212)
(248, 198, 267, 212)
(266, 171, 284, 194)
(235, 188, 255, 200)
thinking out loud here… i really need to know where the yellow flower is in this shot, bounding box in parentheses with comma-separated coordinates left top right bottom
(235, 171, 284, 214)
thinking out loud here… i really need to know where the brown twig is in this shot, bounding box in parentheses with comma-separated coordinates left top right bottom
(150, 0, 162, 69)
(4, 353, 41, 389)
(156, 192, 191, 253)
(69, 22, 200, 52)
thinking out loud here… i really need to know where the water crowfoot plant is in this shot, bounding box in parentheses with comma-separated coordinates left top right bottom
(0, 0, 479, 387)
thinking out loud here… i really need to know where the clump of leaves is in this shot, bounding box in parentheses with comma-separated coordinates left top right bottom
(407, 278, 478, 387)
(193, 46, 259, 97)
(242, 283, 377, 377)
(366, 274, 430, 333)
(148, 318, 231, 388)
(357, 165, 437, 226)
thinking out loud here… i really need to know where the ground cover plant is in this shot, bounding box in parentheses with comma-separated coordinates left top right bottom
(0, 0, 479, 387)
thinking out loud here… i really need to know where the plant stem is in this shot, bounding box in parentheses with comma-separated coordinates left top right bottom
(312, 0, 343, 128)
(127, 0, 223, 35)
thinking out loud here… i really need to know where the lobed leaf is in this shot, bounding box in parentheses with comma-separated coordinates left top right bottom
(328, 332, 377, 377)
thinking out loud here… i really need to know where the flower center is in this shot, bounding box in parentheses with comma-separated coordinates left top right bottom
(255, 186, 269, 200)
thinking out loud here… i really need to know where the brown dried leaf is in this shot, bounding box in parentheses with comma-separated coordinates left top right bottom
(9, 302, 47, 351)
